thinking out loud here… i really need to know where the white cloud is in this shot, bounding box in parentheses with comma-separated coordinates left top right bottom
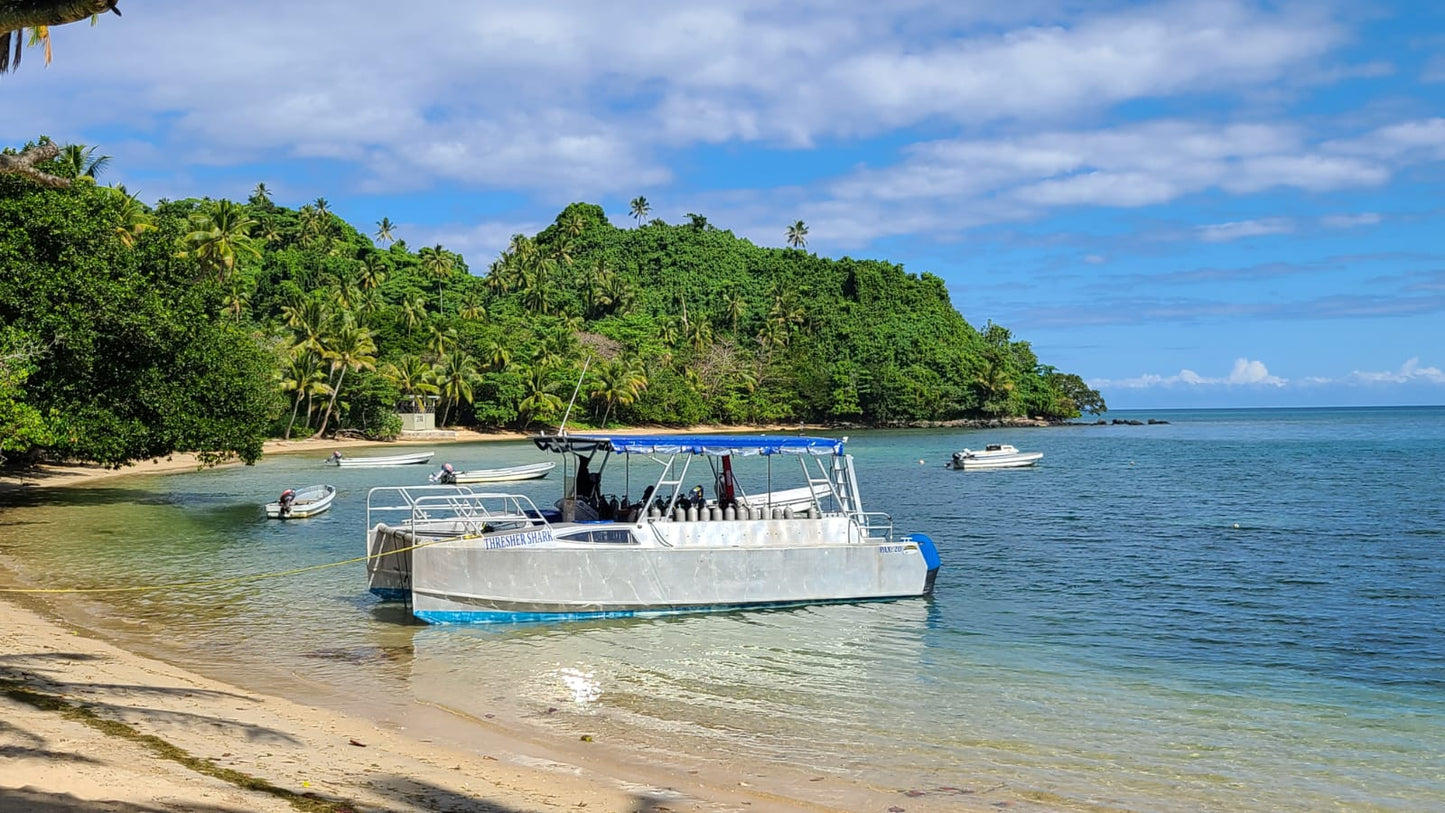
(1091, 357, 1286, 389)
(1196, 218, 1295, 242)
(1337, 357, 1445, 386)
(1319, 212, 1382, 229)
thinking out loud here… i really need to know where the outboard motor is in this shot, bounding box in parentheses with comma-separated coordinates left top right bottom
(430, 463, 456, 485)
(328, 451, 343, 465)
(278, 489, 297, 517)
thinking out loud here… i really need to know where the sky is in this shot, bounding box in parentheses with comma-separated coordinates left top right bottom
(3, 0, 1443, 410)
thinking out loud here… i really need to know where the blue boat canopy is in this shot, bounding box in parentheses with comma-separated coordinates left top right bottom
(532, 434, 844, 457)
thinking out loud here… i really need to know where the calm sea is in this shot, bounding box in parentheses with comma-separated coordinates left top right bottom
(2, 407, 1442, 811)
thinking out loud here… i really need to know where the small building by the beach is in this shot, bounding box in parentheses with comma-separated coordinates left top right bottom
(397, 396, 439, 431)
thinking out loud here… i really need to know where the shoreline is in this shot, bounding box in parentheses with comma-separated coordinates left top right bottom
(0, 423, 1014, 812)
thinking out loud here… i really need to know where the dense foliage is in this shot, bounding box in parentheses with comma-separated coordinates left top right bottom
(0, 141, 1104, 467)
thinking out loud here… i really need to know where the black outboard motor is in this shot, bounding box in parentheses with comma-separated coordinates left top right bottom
(278, 489, 297, 517)
(431, 463, 456, 485)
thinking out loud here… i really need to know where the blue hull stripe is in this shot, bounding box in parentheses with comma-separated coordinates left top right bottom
(413, 595, 922, 625)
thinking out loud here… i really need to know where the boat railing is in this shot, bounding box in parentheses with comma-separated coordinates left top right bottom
(853, 511, 894, 541)
(366, 486, 549, 539)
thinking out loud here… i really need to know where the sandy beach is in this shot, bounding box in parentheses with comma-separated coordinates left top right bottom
(2, 427, 1003, 813)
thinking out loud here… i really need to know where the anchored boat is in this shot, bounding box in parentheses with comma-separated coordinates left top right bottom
(327, 450, 435, 467)
(430, 461, 556, 484)
(365, 434, 941, 624)
(946, 444, 1043, 470)
(266, 484, 336, 519)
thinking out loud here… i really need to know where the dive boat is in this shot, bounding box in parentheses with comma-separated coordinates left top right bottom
(365, 434, 941, 624)
(430, 461, 556, 484)
(266, 484, 336, 519)
(326, 450, 435, 467)
(946, 444, 1043, 470)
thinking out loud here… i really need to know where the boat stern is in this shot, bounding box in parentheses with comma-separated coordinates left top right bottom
(902, 533, 942, 594)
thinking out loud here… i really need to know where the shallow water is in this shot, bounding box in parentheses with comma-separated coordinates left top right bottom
(3, 408, 1443, 811)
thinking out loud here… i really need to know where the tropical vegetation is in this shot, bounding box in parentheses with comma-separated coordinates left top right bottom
(0, 138, 1104, 468)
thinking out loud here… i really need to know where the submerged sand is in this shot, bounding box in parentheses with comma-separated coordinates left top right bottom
(0, 428, 1016, 812)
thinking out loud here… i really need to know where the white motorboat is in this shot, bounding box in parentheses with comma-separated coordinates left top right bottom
(430, 461, 556, 484)
(365, 433, 941, 624)
(946, 444, 1043, 470)
(326, 450, 434, 467)
(266, 484, 336, 519)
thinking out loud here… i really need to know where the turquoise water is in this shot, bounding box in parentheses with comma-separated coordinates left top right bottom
(2, 407, 1443, 810)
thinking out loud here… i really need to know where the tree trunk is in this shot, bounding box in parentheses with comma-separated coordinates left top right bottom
(317, 368, 347, 436)
(284, 393, 302, 440)
(0, 142, 69, 186)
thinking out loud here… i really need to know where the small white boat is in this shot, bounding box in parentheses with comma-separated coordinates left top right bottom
(327, 450, 434, 467)
(366, 433, 941, 624)
(433, 462, 557, 484)
(946, 444, 1043, 470)
(266, 484, 336, 519)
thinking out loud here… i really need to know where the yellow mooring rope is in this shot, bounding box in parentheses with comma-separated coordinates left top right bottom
(0, 533, 463, 595)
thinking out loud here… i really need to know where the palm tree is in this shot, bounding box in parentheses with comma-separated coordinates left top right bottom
(183, 200, 260, 284)
(358, 253, 387, 290)
(281, 297, 336, 354)
(108, 185, 154, 248)
(316, 324, 378, 436)
(379, 355, 439, 412)
(58, 144, 109, 181)
(374, 217, 396, 247)
(250, 182, 272, 206)
(0, 1, 120, 74)
(589, 358, 648, 427)
(482, 339, 512, 371)
(279, 351, 329, 439)
(434, 351, 480, 427)
(220, 281, 250, 322)
(457, 290, 487, 321)
(629, 196, 650, 226)
(686, 212, 709, 230)
(313, 197, 330, 217)
(724, 291, 747, 334)
(398, 296, 427, 335)
(517, 367, 564, 428)
(417, 244, 455, 313)
(786, 220, 808, 249)
(687, 319, 713, 353)
(426, 322, 458, 359)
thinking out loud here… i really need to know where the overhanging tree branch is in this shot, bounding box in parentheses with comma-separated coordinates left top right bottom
(1, 0, 120, 73)
(0, 141, 70, 187)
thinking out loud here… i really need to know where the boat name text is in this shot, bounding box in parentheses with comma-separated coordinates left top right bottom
(484, 528, 555, 550)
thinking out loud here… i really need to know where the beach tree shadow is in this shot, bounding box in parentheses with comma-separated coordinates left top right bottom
(0, 787, 255, 813)
(368, 774, 682, 813)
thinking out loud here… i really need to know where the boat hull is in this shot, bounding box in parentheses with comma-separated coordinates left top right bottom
(333, 451, 435, 467)
(955, 452, 1043, 470)
(452, 462, 555, 483)
(265, 485, 336, 518)
(369, 519, 939, 624)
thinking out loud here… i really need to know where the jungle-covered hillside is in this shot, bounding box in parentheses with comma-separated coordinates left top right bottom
(0, 140, 1104, 467)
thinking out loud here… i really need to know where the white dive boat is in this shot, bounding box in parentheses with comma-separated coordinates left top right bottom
(326, 450, 434, 467)
(266, 484, 336, 519)
(946, 444, 1043, 470)
(430, 461, 556, 484)
(365, 434, 941, 624)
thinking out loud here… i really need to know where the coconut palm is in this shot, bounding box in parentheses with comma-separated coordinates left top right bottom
(629, 196, 650, 225)
(220, 280, 250, 322)
(183, 200, 260, 284)
(0, 1, 120, 74)
(250, 182, 271, 206)
(724, 291, 747, 334)
(108, 184, 154, 248)
(280, 351, 330, 439)
(482, 339, 512, 372)
(281, 297, 336, 354)
(433, 351, 479, 427)
(786, 220, 808, 249)
(457, 290, 488, 321)
(589, 358, 648, 427)
(374, 217, 397, 247)
(517, 367, 564, 428)
(57, 143, 109, 181)
(417, 244, 455, 313)
(316, 324, 377, 436)
(379, 355, 439, 412)
(687, 319, 713, 353)
(357, 252, 387, 290)
(426, 322, 458, 359)
(398, 296, 427, 335)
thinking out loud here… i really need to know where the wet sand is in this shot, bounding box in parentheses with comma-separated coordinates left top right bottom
(2, 426, 1013, 812)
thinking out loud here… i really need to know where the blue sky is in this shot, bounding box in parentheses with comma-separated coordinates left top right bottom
(4, 1, 1443, 409)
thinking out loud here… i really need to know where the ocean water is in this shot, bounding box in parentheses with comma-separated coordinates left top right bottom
(2, 407, 1443, 811)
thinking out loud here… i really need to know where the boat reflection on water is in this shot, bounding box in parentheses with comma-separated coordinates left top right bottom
(399, 599, 937, 779)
